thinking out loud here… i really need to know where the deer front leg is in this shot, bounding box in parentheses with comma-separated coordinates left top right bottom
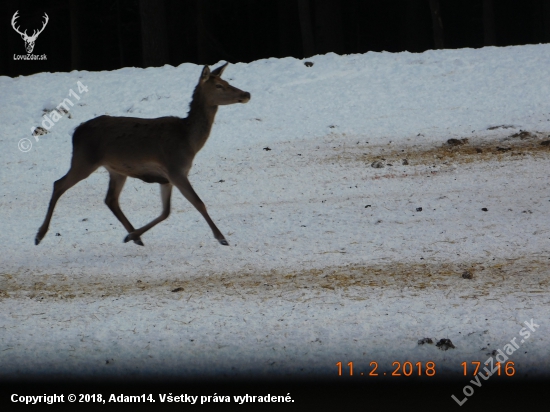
(123, 183, 172, 244)
(104, 171, 144, 246)
(170, 174, 228, 246)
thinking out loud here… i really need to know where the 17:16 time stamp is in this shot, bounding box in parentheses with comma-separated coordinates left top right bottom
(336, 361, 516, 377)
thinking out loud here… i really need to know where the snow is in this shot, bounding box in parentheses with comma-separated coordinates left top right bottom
(1, 44, 549, 380)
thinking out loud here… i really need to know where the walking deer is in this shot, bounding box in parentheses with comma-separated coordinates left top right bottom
(35, 63, 250, 246)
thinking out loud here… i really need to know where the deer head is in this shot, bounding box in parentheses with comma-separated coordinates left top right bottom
(11, 11, 49, 54)
(198, 63, 251, 106)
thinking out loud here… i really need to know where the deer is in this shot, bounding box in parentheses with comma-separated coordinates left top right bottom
(11, 11, 49, 54)
(35, 63, 250, 247)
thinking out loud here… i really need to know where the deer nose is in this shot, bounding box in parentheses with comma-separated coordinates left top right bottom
(239, 92, 251, 103)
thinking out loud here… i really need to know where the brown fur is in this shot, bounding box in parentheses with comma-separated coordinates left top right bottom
(35, 63, 250, 246)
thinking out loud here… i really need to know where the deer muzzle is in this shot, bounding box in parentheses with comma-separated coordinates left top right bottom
(239, 92, 251, 103)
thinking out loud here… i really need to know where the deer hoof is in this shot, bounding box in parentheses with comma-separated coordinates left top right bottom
(124, 233, 144, 245)
(35, 236, 41, 245)
(219, 239, 229, 246)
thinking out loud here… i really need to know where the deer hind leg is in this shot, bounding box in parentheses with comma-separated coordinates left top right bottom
(170, 174, 228, 246)
(123, 183, 172, 244)
(35, 162, 98, 245)
(105, 171, 144, 246)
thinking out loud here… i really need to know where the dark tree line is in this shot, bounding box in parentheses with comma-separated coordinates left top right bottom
(2, 0, 550, 77)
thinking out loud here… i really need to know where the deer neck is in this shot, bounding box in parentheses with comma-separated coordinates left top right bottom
(186, 90, 219, 153)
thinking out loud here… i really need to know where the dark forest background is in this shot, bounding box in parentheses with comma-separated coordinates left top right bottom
(2, 0, 550, 77)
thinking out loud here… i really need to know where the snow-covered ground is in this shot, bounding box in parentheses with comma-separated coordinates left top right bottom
(1, 44, 549, 380)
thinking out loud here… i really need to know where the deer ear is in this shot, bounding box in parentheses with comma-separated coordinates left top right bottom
(200, 66, 211, 82)
(210, 62, 228, 77)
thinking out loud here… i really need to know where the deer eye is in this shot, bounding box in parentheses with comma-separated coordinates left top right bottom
(215, 84, 224, 89)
